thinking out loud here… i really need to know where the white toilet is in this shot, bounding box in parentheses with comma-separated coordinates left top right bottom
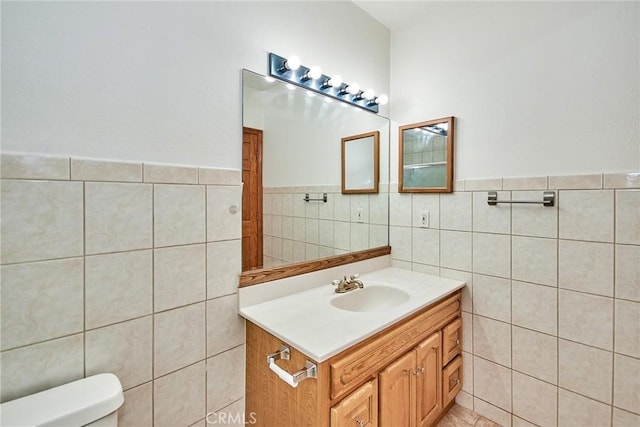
(0, 373, 124, 427)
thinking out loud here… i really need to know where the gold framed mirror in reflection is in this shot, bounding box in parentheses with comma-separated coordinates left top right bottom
(341, 131, 380, 194)
(398, 117, 455, 193)
(240, 69, 391, 286)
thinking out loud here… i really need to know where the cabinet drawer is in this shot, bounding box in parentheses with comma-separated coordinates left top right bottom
(330, 293, 460, 399)
(442, 317, 462, 366)
(443, 355, 462, 407)
(331, 378, 378, 427)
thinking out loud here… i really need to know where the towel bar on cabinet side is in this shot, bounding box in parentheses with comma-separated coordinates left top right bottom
(266, 346, 317, 388)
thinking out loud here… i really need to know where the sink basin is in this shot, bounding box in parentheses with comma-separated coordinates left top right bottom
(330, 285, 410, 312)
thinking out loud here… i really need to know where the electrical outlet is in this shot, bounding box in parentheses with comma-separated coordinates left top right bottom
(356, 207, 364, 222)
(420, 210, 430, 228)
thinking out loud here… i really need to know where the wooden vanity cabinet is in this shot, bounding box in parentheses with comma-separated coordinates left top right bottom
(442, 318, 462, 366)
(245, 290, 462, 427)
(416, 332, 444, 426)
(331, 379, 378, 427)
(443, 355, 463, 407)
(379, 350, 414, 426)
(379, 331, 442, 427)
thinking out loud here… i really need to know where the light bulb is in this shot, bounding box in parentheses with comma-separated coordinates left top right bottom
(363, 89, 375, 100)
(307, 66, 322, 80)
(346, 83, 360, 95)
(284, 55, 301, 71)
(375, 94, 389, 105)
(327, 75, 342, 87)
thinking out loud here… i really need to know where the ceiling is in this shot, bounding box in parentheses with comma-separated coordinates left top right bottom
(352, 1, 434, 30)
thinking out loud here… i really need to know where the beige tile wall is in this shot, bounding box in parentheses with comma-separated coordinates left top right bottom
(390, 173, 640, 427)
(262, 186, 389, 267)
(3, 153, 639, 427)
(0, 153, 244, 426)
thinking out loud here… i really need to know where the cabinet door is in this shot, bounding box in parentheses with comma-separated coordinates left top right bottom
(379, 350, 416, 427)
(442, 318, 462, 366)
(415, 332, 442, 427)
(443, 355, 463, 407)
(331, 378, 378, 427)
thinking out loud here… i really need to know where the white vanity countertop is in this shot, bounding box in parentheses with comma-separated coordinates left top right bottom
(239, 267, 466, 362)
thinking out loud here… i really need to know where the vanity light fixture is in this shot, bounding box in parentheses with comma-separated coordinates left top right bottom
(325, 75, 342, 88)
(282, 55, 301, 72)
(373, 94, 388, 106)
(363, 89, 375, 100)
(304, 66, 323, 80)
(352, 91, 365, 101)
(345, 83, 360, 96)
(268, 52, 388, 113)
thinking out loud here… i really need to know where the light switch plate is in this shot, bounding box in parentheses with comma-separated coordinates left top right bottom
(420, 210, 430, 228)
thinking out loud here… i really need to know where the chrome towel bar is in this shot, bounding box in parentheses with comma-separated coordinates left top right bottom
(487, 191, 555, 207)
(266, 346, 317, 388)
(303, 193, 328, 203)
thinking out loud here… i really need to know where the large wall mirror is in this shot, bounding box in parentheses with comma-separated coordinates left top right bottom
(241, 69, 390, 285)
(399, 116, 454, 193)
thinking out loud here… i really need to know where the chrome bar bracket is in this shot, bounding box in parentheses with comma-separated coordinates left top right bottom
(266, 345, 290, 363)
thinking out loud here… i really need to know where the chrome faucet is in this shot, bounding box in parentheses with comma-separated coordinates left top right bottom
(332, 274, 364, 293)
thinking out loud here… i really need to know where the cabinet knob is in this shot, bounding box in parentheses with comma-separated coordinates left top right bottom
(455, 339, 460, 345)
(355, 419, 366, 427)
(413, 366, 425, 377)
(450, 378, 460, 385)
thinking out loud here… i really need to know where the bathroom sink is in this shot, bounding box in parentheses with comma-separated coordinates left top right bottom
(330, 285, 410, 312)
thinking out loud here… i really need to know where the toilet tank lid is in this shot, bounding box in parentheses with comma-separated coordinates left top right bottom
(0, 373, 124, 427)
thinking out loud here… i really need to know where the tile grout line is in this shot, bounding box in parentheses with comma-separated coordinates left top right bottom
(508, 189, 514, 424)
(204, 183, 209, 420)
(469, 190, 476, 414)
(82, 180, 87, 379)
(547, 191, 562, 425)
(610, 188, 617, 426)
(151, 182, 155, 424)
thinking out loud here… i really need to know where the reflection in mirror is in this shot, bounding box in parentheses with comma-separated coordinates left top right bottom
(342, 131, 379, 194)
(241, 69, 390, 277)
(399, 117, 454, 193)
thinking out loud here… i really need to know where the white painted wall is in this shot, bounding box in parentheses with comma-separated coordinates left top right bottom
(242, 86, 265, 131)
(260, 89, 389, 187)
(390, 1, 640, 180)
(1, 1, 390, 169)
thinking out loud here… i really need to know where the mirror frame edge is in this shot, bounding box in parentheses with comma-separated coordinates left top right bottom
(239, 245, 391, 287)
(398, 116, 455, 193)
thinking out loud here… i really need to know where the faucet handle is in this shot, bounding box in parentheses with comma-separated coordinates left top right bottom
(350, 274, 360, 280)
(331, 280, 341, 287)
